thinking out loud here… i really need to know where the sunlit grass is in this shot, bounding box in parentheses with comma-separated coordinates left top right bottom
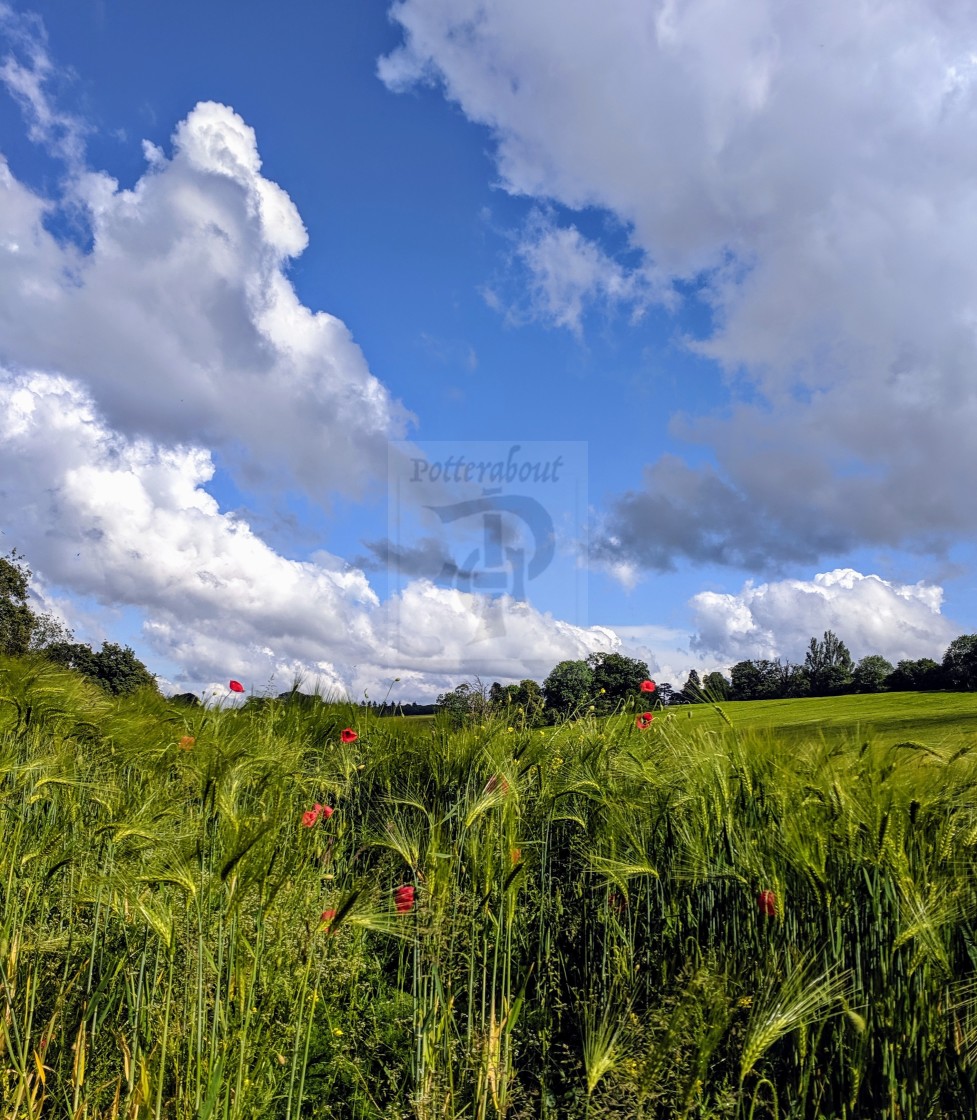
(3, 655, 977, 1117)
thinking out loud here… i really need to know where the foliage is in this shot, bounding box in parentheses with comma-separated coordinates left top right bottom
(0, 550, 73, 656)
(679, 668, 704, 703)
(542, 658, 594, 720)
(852, 654, 895, 693)
(44, 639, 159, 696)
(943, 633, 977, 691)
(435, 680, 488, 726)
(586, 651, 650, 715)
(702, 670, 731, 701)
(803, 629, 854, 695)
(885, 657, 944, 692)
(0, 551, 155, 695)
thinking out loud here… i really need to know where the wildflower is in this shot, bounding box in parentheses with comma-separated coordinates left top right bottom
(301, 809, 320, 828)
(484, 775, 510, 795)
(317, 804, 334, 820)
(340, 728, 358, 743)
(178, 735, 196, 750)
(394, 885, 416, 913)
(640, 680, 656, 693)
(510, 848, 522, 865)
(332, 1027, 343, 1037)
(757, 890, 777, 917)
(635, 712, 654, 730)
(229, 680, 245, 693)
(320, 908, 337, 928)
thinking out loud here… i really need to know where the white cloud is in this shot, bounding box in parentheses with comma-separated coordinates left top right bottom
(688, 568, 958, 665)
(0, 370, 617, 697)
(382, 0, 977, 565)
(0, 98, 411, 502)
(0, 3, 88, 168)
(512, 214, 667, 334)
(0, 23, 622, 701)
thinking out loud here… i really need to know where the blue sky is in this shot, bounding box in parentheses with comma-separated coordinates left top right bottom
(1, 0, 974, 700)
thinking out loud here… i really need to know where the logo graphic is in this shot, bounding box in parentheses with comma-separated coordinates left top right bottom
(386, 442, 587, 658)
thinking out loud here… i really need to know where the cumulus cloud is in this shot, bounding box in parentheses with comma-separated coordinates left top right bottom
(0, 96, 410, 501)
(0, 371, 616, 696)
(0, 19, 620, 699)
(688, 569, 957, 665)
(381, 0, 977, 567)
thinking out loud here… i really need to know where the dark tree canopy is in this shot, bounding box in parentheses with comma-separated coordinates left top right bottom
(884, 658, 943, 692)
(943, 635, 977, 691)
(543, 660, 594, 719)
(1, 550, 156, 696)
(804, 631, 854, 696)
(45, 640, 158, 696)
(702, 671, 731, 701)
(587, 651, 650, 715)
(680, 669, 704, 704)
(852, 655, 894, 694)
(0, 551, 73, 656)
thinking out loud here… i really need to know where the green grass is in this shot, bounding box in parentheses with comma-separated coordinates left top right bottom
(4, 656, 977, 1119)
(669, 690, 977, 750)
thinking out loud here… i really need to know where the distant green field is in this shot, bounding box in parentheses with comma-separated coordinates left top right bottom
(664, 690, 977, 750)
(383, 692, 977, 754)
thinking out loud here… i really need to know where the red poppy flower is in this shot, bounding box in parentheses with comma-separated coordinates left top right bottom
(757, 890, 776, 917)
(635, 712, 654, 729)
(178, 735, 196, 750)
(510, 847, 522, 865)
(301, 808, 320, 828)
(229, 680, 245, 693)
(317, 804, 334, 820)
(340, 728, 358, 743)
(640, 680, 657, 693)
(394, 885, 416, 913)
(320, 908, 337, 931)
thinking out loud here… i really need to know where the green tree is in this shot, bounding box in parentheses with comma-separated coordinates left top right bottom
(803, 631, 854, 696)
(513, 679, 544, 722)
(680, 669, 704, 703)
(885, 658, 943, 692)
(852, 654, 894, 693)
(46, 640, 157, 696)
(942, 635, 977, 691)
(730, 660, 780, 700)
(0, 550, 73, 656)
(587, 651, 650, 715)
(702, 671, 731, 701)
(542, 660, 594, 720)
(436, 680, 490, 726)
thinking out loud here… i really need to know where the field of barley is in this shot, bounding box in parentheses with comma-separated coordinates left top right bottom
(3, 656, 977, 1119)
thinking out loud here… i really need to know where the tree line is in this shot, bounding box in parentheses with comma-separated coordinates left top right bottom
(0, 551, 157, 696)
(718, 629, 977, 701)
(438, 630, 977, 725)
